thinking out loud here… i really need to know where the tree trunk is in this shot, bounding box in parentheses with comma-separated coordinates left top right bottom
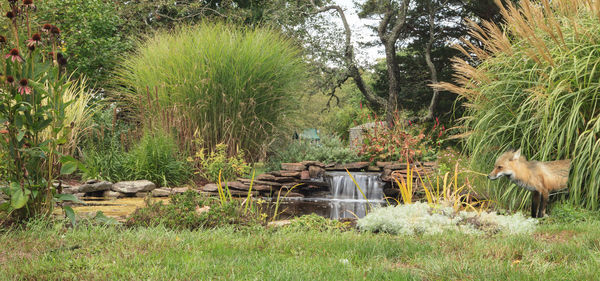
(424, 1, 439, 121)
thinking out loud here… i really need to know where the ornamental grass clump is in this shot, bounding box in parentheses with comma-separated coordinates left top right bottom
(434, 0, 600, 210)
(118, 22, 305, 158)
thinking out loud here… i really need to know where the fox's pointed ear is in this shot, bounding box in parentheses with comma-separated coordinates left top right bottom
(512, 148, 521, 160)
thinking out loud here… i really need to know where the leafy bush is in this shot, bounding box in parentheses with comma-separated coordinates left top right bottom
(436, 0, 600, 210)
(118, 22, 305, 157)
(126, 190, 260, 230)
(191, 143, 251, 183)
(357, 202, 537, 236)
(36, 0, 133, 86)
(358, 115, 445, 163)
(267, 135, 360, 170)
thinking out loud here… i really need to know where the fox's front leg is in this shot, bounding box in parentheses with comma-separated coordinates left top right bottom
(531, 191, 541, 218)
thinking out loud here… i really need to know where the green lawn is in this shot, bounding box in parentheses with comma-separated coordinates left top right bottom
(1, 218, 600, 280)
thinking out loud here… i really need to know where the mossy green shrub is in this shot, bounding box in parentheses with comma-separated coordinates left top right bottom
(128, 131, 192, 187)
(357, 202, 537, 236)
(438, 0, 600, 209)
(118, 22, 305, 158)
(82, 130, 191, 187)
(126, 190, 260, 230)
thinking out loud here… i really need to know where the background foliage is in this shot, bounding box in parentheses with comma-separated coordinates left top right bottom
(438, 0, 600, 210)
(36, 0, 133, 87)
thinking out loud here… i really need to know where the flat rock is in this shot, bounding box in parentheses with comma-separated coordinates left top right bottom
(298, 180, 329, 187)
(112, 180, 156, 194)
(384, 163, 406, 170)
(256, 174, 277, 181)
(252, 185, 274, 192)
(300, 170, 310, 180)
(329, 162, 370, 171)
(281, 163, 306, 171)
(172, 187, 190, 194)
(271, 171, 301, 177)
(368, 166, 381, 172)
(103, 190, 124, 198)
(376, 161, 396, 168)
(201, 184, 218, 192)
(79, 181, 112, 193)
(74, 193, 85, 198)
(238, 178, 282, 187)
(225, 181, 250, 191)
(227, 190, 259, 197)
(61, 186, 80, 194)
(272, 176, 298, 182)
(308, 165, 325, 178)
(301, 161, 325, 167)
(135, 192, 150, 198)
(152, 188, 172, 197)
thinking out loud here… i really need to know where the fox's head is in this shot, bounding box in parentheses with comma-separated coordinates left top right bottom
(488, 148, 524, 180)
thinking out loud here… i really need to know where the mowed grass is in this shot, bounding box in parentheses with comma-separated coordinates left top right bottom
(1, 218, 600, 281)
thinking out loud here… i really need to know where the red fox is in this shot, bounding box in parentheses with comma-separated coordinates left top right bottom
(488, 149, 571, 218)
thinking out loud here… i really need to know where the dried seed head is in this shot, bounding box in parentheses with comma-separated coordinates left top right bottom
(28, 44, 35, 51)
(0, 36, 6, 44)
(42, 23, 52, 32)
(6, 11, 15, 19)
(6, 76, 14, 83)
(50, 26, 60, 35)
(23, 0, 33, 5)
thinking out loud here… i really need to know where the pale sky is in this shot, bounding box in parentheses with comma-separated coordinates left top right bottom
(332, 0, 384, 64)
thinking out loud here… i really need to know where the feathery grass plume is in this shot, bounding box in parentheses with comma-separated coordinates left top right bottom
(117, 22, 306, 159)
(435, 0, 600, 210)
(41, 77, 97, 156)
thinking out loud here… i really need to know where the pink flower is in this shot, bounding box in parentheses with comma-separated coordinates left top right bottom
(5, 48, 23, 63)
(18, 79, 31, 95)
(26, 33, 42, 47)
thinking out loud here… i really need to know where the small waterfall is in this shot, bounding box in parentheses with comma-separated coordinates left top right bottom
(325, 172, 385, 200)
(324, 172, 386, 219)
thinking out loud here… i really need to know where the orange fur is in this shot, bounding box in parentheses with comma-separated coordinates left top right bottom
(488, 149, 571, 218)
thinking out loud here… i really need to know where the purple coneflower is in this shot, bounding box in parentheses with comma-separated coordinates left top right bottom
(23, 0, 35, 8)
(42, 23, 52, 33)
(6, 75, 14, 86)
(18, 78, 31, 95)
(50, 26, 60, 35)
(26, 33, 42, 47)
(5, 48, 23, 63)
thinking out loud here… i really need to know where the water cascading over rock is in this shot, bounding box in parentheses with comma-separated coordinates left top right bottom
(324, 172, 386, 219)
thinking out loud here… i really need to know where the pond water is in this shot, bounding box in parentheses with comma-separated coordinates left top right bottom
(60, 171, 390, 221)
(56, 197, 169, 221)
